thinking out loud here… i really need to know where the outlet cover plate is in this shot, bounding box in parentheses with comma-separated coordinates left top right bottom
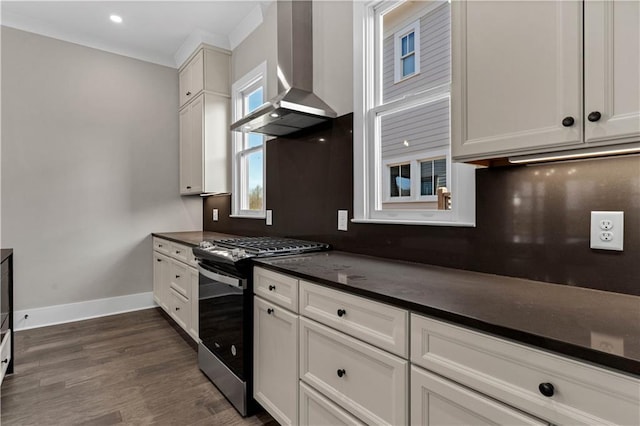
(590, 211, 623, 251)
(338, 210, 348, 231)
(266, 210, 273, 226)
(213, 209, 219, 221)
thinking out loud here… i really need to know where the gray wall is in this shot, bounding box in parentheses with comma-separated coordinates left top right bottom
(1, 27, 202, 310)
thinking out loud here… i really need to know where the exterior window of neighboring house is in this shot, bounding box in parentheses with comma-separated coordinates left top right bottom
(353, 0, 475, 225)
(231, 62, 266, 218)
(395, 20, 420, 82)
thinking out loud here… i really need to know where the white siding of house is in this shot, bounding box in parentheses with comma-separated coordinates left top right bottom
(383, 2, 450, 103)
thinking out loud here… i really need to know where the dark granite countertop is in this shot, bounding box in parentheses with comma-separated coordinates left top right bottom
(152, 231, 239, 247)
(1, 249, 13, 264)
(256, 251, 640, 376)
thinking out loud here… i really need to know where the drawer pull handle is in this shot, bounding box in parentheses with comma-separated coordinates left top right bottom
(337, 309, 346, 317)
(175, 307, 180, 311)
(1, 359, 7, 364)
(562, 116, 575, 127)
(268, 285, 276, 291)
(588, 111, 601, 122)
(175, 250, 181, 254)
(267, 308, 274, 315)
(538, 382, 554, 397)
(337, 369, 346, 378)
(175, 275, 181, 279)
(159, 244, 163, 247)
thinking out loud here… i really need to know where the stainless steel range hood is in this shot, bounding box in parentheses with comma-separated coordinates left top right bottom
(230, 0, 337, 137)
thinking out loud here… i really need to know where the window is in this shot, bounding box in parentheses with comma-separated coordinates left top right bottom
(394, 20, 420, 82)
(231, 62, 267, 218)
(353, 0, 475, 225)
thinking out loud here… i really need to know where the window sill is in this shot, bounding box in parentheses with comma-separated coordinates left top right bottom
(229, 214, 266, 220)
(351, 218, 475, 227)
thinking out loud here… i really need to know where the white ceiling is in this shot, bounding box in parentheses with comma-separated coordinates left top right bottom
(1, 1, 271, 68)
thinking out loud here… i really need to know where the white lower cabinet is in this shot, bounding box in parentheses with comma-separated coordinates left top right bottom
(254, 296, 299, 426)
(299, 317, 408, 426)
(0, 330, 12, 385)
(411, 365, 547, 426)
(152, 237, 198, 341)
(299, 382, 365, 426)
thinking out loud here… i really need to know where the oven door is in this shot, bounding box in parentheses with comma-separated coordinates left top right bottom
(198, 262, 247, 380)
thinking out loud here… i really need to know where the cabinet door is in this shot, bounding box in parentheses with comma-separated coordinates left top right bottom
(190, 51, 204, 101)
(153, 252, 170, 312)
(411, 366, 547, 426)
(179, 106, 193, 194)
(188, 267, 199, 341)
(254, 296, 299, 426)
(584, 0, 640, 144)
(452, 1, 582, 160)
(188, 95, 204, 194)
(179, 66, 190, 108)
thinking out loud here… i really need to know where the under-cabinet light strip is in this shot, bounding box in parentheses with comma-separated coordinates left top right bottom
(509, 143, 640, 164)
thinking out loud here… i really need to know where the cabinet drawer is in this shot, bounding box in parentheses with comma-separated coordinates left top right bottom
(254, 267, 299, 312)
(300, 317, 408, 426)
(300, 381, 365, 426)
(411, 365, 547, 426)
(299, 281, 408, 357)
(170, 242, 190, 264)
(169, 261, 190, 300)
(168, 288, 190, 331)
(153, 237, 171, 255)
(1, 330, 11, 384)
(411, 314, 640, 426)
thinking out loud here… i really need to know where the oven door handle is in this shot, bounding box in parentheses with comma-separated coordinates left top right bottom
(198, 265, 246, 289)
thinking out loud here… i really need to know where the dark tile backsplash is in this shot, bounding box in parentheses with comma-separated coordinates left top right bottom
(204, 114, 640, 295)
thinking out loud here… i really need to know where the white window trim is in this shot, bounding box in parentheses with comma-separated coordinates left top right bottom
(353, 0, 476, 227)
(231, 61, 267, 219)
(394, 19, 421, 83)
(382, 148, 449, 203)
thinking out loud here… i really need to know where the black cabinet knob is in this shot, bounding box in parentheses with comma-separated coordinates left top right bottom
(186, 186, 192, 190)
(175, 307, 180, 311)
(337, 369, 346, 378)
(156, 259, 162, 262)
(267, 308, 274, 315)
(1, 359, 7, 364)
(588, 111, 602, 122)
(337, 309, 346, 317)
(175, 251, 180, 254)
(538, 382, 555, 397)
(562, 116, 575, 127)
(175, 275, 180, 279)
(186, 91, 192, 96)
(268, 285, 276, 291)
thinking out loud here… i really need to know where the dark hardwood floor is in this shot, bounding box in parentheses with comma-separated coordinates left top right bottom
(0, 308, 276, 426)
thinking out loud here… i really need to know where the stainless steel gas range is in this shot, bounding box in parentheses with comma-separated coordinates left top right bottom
(192, 237, 329, 416)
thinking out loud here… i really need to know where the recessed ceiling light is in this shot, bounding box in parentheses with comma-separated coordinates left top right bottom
(110, 14, 123, 24)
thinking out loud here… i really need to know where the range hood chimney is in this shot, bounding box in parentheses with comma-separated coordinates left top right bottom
(230, 0, 337, 137)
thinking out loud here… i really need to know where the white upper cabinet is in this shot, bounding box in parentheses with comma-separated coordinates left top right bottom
(584, 0, 640, 145)
(179, 47, 230, 109)
(178, 45, 231, 195)
(452, 0, 639, 162)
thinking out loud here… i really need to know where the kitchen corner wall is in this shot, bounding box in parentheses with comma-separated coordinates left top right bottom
(204, 114, 640, 296)
(1, 27, 202, 311)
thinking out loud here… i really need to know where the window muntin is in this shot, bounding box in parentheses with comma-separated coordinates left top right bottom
(231, 62, 267, 218)
(353, 0, 476, 226)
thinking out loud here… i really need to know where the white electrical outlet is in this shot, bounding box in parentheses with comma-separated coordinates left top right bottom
(212, 209, 219, 221)
(266, 210, 273, 226)
(590, 211, 624, 251)
(338, 210, 348, 231)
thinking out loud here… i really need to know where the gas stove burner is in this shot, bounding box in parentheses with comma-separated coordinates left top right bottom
(194, 236, 330, 266)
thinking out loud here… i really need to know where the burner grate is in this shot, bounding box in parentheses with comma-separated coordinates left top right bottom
(212, 237, 329, 256)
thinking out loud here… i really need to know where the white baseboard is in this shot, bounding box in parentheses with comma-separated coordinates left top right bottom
(13, 292, 157, 331)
